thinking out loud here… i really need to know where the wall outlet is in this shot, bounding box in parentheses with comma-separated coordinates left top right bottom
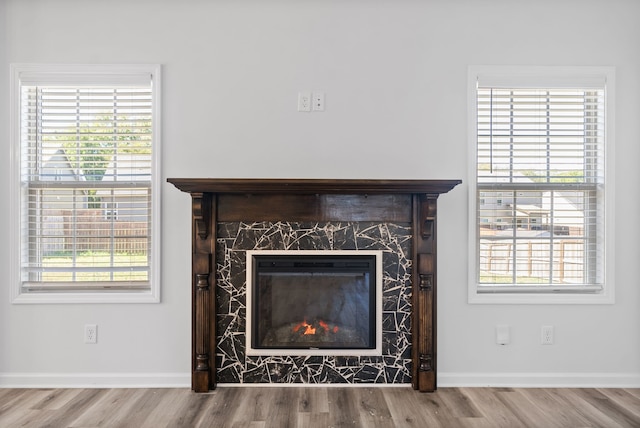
(84, 324, 97, 344)
(312, 92, 325, 111)
(496, 324, 510, 345)
(297, 92, 311, 112)
(541, 325, 554, 345)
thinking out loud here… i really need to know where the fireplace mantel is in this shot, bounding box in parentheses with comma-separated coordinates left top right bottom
(168, 178, 461, 393)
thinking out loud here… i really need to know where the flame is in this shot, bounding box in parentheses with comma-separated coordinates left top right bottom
(292, 319, 338, 335)
(293, 319, 316, 335)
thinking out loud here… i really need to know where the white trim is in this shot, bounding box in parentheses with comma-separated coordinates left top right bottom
(439, 372, 640, 388)
(474, 65, 608, 89)
(150, 64, 162, 305)
(5, 372, 636, 389)
(9, 63, 162, 304)
(218, 383, 413, 388)
(14, 63, 156, 86)
(467, 65, 616, 305)
(11, 291, 160, 304)
(245, 250, 383, 357)
(0, 372, 190, 389)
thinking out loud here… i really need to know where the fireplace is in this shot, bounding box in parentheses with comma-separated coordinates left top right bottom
(246, 250, 382, 356)
(167, 178, 461, 392)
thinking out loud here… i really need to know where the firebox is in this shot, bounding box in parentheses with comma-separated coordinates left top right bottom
(245, 250, 383, 356)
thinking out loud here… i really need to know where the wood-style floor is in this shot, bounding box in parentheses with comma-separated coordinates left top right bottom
(1, 386, 639, 428)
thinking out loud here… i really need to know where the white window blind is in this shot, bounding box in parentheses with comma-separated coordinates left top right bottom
(474, 77, 607, 293)
(15, 65, 159, 297)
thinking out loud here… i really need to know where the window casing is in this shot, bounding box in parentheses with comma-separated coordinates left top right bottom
(468, 66, 614, 304)
(10, 64, 161, 303)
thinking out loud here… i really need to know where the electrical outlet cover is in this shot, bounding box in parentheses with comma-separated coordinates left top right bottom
(312, 92, 325, 111)
(496, 325, 510, 345)
(298, 92, 311, 112)
(541, 325, 554, 345)
(85, 324, 97, 344)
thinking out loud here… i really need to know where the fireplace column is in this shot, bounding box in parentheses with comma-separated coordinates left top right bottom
(191, 192, 216, 392)
(412, 194, 439, 392)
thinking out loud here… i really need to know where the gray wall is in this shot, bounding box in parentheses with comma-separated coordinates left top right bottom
(1, 0, 639, 386)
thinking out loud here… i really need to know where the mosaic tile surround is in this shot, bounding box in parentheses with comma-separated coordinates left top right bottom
(215, 221, 413, 384)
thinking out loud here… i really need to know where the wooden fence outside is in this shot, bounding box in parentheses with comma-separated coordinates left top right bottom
(42, 210, 148, 255)
(480, 240, 585, 284)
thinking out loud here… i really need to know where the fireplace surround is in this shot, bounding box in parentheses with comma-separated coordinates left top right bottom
(168, 178, 461, 393)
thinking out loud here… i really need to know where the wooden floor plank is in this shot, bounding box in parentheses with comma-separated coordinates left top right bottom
(297, 411, 330, 428)
(194, 387, 244, 428)
(297, 386, 329, 414)
(327, 387, 361, 427)
(226, 387, 271, 425)
(0, 389, 33, 415)
(520, 388, 596, 428)
(39, 388, 109, 428)
(69, 387, 145, 427)
(561, 388, 625, 428)
(458, 387, 526, 428)
(138, 388, 194, 428)
(31, 388, 83, 411)
(353, 387, 394, 427)
(164, 390, 213, 427)
(1, 386, 639, 428)
(382, 386, 445, 427)
(437, 387, 484, 419)
(597, 388, 640, 419)
(110, 388, 171, 428)
(1, 408, 49, 428)
(263, 387, 298, 428)
(494, 388, 568, 428)
(626, 388, 640, 400)
(571, 388, 640, 428)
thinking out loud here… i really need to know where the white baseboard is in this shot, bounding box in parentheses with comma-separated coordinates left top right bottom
(438, 372, 640, 388)
(0, 372, 191, 389)
(2, 372, 639, 389)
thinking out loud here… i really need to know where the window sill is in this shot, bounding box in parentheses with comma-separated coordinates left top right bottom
(12, 290, 160, 304)
(468, 288, 614, 305)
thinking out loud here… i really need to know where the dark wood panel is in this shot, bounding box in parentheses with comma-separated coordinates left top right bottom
(217, 194, 413, 222)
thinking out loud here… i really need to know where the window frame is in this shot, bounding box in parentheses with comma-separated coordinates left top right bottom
(467, 66, 615, 304)
(10, 64, 162, 304)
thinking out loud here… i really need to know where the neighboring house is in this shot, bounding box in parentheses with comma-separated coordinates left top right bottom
(478, 173, 585, 283)
(478, 172, 544, 231)
(39, 148, 88, 253)
(39, 150, 150, 254)
(478, 172, 583, 236)
(40, 147, 89, 212)
(541, 191, 586, 236)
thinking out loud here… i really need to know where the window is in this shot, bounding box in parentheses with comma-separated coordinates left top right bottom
(468, 66, 614, 304)
(10, 64, 161, 303)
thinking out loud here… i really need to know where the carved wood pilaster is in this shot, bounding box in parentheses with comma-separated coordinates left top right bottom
(412, 194, 439, 392)
(192, 193, 209, 240)
(191, 193, 216, 393)
(195, 273, 210, 372)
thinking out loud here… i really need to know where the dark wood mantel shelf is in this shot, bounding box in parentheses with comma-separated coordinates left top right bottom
(168, 178, 462, 195)
(168, 178, 461, 393)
